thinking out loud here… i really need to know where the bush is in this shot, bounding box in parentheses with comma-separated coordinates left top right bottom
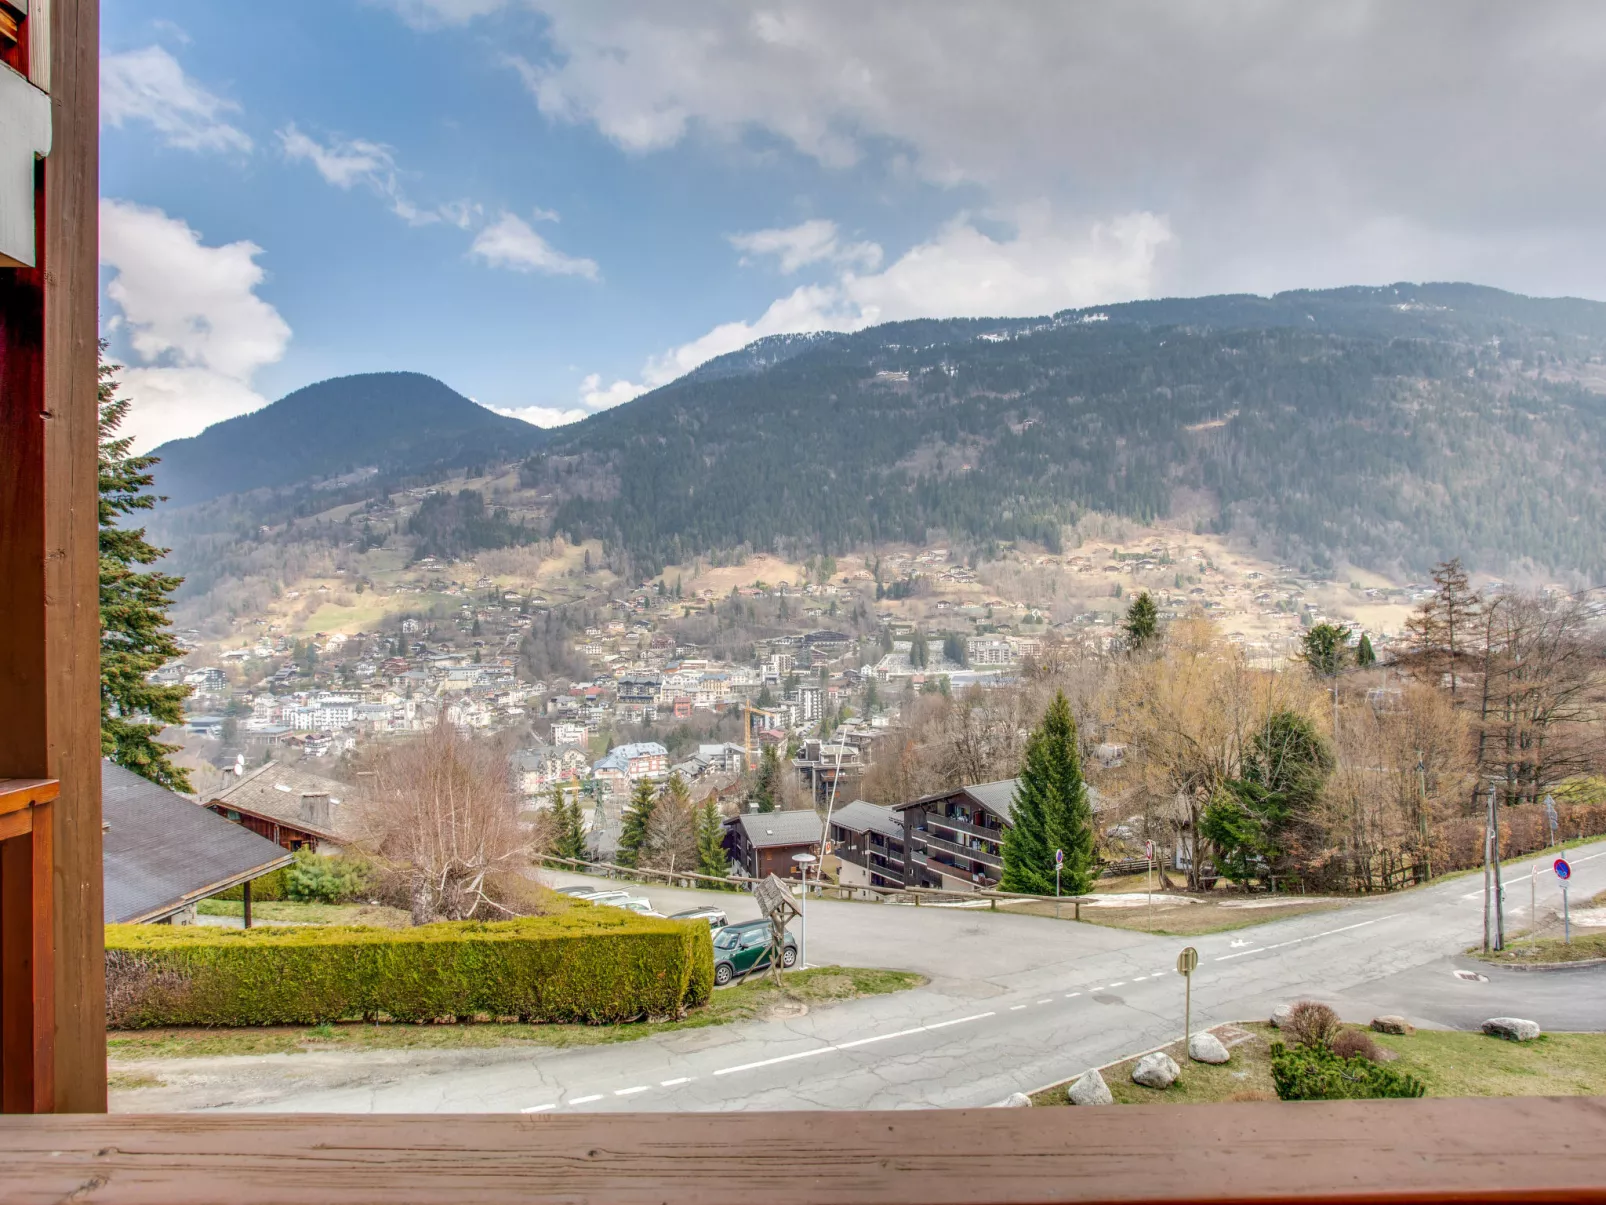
(105, 910, 713, 1028)
(284, 850, 372, 903)
(1270, 1042, 1425, 1101)
(1285, 1000, 1343, 1049)
(214, 864, 290, 902)
(1330, 1028, 1383, 1062)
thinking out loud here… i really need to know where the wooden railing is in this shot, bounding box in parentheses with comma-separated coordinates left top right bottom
(0, 777, 56, 1113)
(3, 1099, 1605, 1202)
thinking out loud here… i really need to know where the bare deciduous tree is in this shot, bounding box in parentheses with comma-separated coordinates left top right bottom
(356, 723, 531, 924)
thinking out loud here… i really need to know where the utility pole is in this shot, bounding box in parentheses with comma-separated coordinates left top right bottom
(1416, 752, 1431, 881)
(1482, 785, 1493, 955)
(1491, 782, 1505, 951)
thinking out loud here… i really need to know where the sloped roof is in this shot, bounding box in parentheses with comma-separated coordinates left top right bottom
(103, 761, 292, 924)
(827, 799, 903, 840)
(731, 809, 823, 849)
(210, 759, 353, 840)
(891, 777, 1102, 826)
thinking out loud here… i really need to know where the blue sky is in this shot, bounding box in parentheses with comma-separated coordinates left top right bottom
(100, 3, 1606, 450)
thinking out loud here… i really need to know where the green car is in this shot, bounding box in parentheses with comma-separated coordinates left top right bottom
(711, 919, 798, 986)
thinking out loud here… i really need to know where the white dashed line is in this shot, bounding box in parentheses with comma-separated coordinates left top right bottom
(660, 1077, 693, 1088)
(1065, 992, 1080, 999)
(1009, 1004, 1028, 1011)
(1107, 982, 1126, 988)
(712, 1012, 996, 1077)
(568, 1095, 603, 1105)
(614, 1086, 650, 1096)
(1036, 999, 1053, 1004)
(520, 1104, 556, 1113)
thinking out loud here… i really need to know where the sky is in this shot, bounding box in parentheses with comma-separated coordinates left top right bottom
(100, 1, 1606, 451)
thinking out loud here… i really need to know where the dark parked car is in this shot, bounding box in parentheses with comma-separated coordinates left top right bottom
(711, 919, 797, 986)
(669, 906, 729, 928)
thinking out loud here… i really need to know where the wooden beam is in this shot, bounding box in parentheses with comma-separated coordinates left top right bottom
(41, 0, 102, 1114)
(0, 810, 32, 842)
(0, 802, 51, 1112)
(2, 1100, 1606, 1203)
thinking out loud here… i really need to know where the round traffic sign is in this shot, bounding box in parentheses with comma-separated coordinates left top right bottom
(1054, 848, 1064, 865)
(1176, 946, 1198, 975)
(1554, 857, 1572, 881)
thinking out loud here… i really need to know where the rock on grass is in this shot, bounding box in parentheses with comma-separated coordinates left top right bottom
(1482, 1017, 1541, 1042)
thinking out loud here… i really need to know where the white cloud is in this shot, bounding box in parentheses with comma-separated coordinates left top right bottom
(470, 212, 600, 278)
(729, 219, 880, 274)
(100, 46, 252, 154)
(496, 404, 591, 427)
(99, 199, 291, 451)
(278, 124, 479, 229)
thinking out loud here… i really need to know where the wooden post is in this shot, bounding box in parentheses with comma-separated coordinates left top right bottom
(0, 0, 105, 1113)
(242, 880, 253, 930)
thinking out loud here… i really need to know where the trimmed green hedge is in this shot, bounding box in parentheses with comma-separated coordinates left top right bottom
(105, 910, 713, 1028)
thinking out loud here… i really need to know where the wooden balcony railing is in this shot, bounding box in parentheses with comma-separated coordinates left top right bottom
(0, 777, 56, 1114)
(4, 1098, 1606, 1202)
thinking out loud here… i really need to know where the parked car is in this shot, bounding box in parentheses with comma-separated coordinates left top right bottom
(601, 896, 661, 917)
(554, 884, 607, 897)
(571, 888, 633, 904)
(669, 906, 728, 928)
(711, 919, 797, 986)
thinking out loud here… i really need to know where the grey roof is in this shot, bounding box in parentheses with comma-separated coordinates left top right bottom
(211, 759, 353, 840)
(827, 799, 903, 840)
(892, 777, 1102, 826)
(731, 809, 823, 849)
(102, 761, 293, 924)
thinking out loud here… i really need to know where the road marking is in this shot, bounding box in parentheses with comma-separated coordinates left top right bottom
(1010, 1004, 1028, 1011)
(660, 1077, 693, 1087)
(614, 1086, 650, 1096)
(1215, 948, 1265, 962)
(568, 1095, 604, 1105)
(712, 1012, 995, 1076)
(1036, 999, 1053, 1004)
(1065, 992, 1080, 999)
(1107, 981, 1126, 988)
(1217, 914, 1403, 961)
(520, 1104, 556, 1113)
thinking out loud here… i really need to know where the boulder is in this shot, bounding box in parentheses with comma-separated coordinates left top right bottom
(1371, 1015, 1414, 1036)
(1066, 1069, 1112, 1106)
(1131, 1051, 1180, 1089)
(1188, 1031, 1230, 1064)
(1270, 1003, 1293, 1029)
(1482, 1017, 1541, 1042)
(1001, 1092, 1033, 1108)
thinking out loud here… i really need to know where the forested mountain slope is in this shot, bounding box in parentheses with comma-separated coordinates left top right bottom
(529, 283, 1606, 581)
(149, 372, 545, 508)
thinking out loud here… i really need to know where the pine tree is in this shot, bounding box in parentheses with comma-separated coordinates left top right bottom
(1000, 692, 1095, 895)
(617, 778, 656, 868)
(751, 744, 780, 812)
(98, 348, 192, 791)
(696, 799, 731, 886)
(1356, 632, 1376, 668)
(1300, 623, 1352, 679)
(1124, 591, 1160, 652)
(551, 783, 588, 862)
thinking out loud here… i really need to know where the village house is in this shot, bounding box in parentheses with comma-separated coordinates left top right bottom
(206, 760, 356, 853)
(723, 810, 823, 879)
(826, 799, 906, 890)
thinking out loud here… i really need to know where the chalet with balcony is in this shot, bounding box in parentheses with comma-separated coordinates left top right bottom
(205, 761, 354, 853)
(723, 810, 822, 879)
(826, 799, 905, 889)
(894, 778, 1017, 891)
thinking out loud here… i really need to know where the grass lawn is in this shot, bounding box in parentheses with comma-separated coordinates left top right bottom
(1030, 1023, 1606, 1106)
(1065, 898, 1346, 936)
(194, 900, 414, 928)
(1472, 929, 1606, 965)
(106, 966, 924, 1063)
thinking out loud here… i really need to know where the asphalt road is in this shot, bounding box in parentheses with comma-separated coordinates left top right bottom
(234, 841, 1606, 1114)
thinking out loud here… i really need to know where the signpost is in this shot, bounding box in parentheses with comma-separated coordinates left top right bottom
(1145, 840, 1155, 916)
(1177, 945, 1198, 1047)
(753, 874, 801, 984)
(1555, 857, 1572, 946)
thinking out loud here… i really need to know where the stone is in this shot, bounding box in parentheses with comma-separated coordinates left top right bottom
(1482, 1017, 1541, 1042)
(1371, 1015, 1414, 1036)
(1270, 1003, 1294, 1029)
(1188, 1031, 1230, 1064)
(1001, 1092, 1032, 1108)
(1131, 1051, 1180, 1089)
(1066, 1069, 1113, 1106)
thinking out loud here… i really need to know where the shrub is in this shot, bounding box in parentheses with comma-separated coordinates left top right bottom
(104, 910, 713, 1028)
(284, 850, 372, 903)
(215, 864, 290, 902)
(1285, 1000, 1343, 1049)
(1330, 1028, 1383, 1062)
(1270, 1041, 1425, 1101)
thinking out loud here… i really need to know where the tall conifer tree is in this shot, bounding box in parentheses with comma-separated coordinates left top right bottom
(98, 348, 192, 791)
(1001, 692, 1095, 894)
(617, 778, 656, 867)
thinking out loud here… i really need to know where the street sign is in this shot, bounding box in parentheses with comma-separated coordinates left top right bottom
(1055, 848, 1064, 865)
(1555, 857, 1572, 881)
(1145, 839, 1155, 861)
(1176, 946, 1198, 1047)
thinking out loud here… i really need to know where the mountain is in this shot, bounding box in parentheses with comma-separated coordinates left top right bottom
(525, 283, 1606, 581)
(148, 371, 545, 508)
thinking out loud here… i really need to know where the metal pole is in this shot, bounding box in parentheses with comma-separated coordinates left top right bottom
(1184, 972, 1191, 1048)
(1563, 883, 1570, 945)
(1482, 816, 1492, 955)
(1490, 784, 1505, 951)
(800, 872, 807, 969)
(1531, 860, 1538, 932)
